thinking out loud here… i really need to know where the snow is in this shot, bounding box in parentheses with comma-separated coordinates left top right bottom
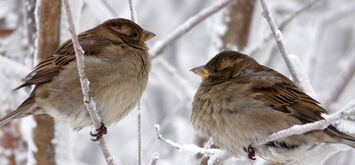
(1, 0, 355, 164)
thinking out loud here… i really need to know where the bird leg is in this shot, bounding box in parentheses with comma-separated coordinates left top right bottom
(243, 144, 256, 160)
(90, 122, 107, 141)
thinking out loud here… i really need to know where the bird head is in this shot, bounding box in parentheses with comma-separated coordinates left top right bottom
(191, 50, 259, 83)
(98, 18, 155, 48)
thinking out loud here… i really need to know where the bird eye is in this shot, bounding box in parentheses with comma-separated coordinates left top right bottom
(132, 32, 138, 38)
(213, 69, 219, 73)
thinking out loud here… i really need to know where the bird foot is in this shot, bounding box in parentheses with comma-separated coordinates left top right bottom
(243, 144, 256, 160)
(90, 122, 107, 141)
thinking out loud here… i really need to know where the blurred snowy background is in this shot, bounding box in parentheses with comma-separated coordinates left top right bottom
(0, 0, 354, 165)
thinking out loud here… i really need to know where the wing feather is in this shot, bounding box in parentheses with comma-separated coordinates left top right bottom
(15, 35, 123, 90)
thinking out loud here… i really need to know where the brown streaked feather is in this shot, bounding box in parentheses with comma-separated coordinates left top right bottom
(247, 69, 353, 141)
(14, 35, 125, 90)
(251, 81, 325, 124)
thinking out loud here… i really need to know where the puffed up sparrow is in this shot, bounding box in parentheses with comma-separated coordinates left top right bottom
(191, 50, 355, 163)
(0, 18, 155, 139)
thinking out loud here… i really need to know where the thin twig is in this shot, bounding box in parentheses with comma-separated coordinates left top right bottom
(324, 54, 355, 108)
(127, 0, 142, 164)
(279, 0, 322, 30)
(150, 0, 235, 57)
(260, 99, 355, 146)
(248, 0, 323, 56)
(137, 103, 142, 165)
(149, 152, 160, 165)
(62, 0, 117, 164)
(260, 0, 317, 98)
(128, 0, 138, 23)
(102, 0, 118, 16)
(154, 125, 226, 156)
(155, 125, 231, 165)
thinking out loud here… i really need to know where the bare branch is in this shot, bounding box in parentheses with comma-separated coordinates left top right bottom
(260, 0, 317, 98)
(261, 99, 355, 146)
(61, 0, 117, 164)
(150, 0, 235, 57)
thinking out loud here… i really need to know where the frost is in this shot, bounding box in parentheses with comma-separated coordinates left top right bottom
(0, 0, 354, 164)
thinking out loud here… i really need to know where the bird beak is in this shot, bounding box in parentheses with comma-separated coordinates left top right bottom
(190, 65, 209, 78)
(141, 30, 156, 42)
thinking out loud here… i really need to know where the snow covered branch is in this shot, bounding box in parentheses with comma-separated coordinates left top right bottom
(128, 0, 138, 23)
(260, 0, 317, 98)
(154, 124, 231, 165)
(127, 1, 143, 164)
(150, 0, 235, 57)
(62, 0, 117, 165)
(149, 152, 160, 165)
(260, 99, 355, 146)
(137, 104, 142, 165)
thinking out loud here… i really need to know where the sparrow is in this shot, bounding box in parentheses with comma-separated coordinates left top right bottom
(191, 50, 355, 163)
(0, 18, 155, 140)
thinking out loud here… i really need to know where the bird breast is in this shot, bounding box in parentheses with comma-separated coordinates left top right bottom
(37, 54, 149, 129)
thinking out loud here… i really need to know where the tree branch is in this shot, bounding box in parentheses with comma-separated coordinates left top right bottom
(127, 1, 143, 164)
(61, 0, 117, 164)
(261, 99, 355, 146)
(154, 125, 226, 157)
(149, 152, 160, 165)
(260, 0, 317, 98)
(155, 123, 232, 165)
(128, 0, 138, 23)
(150, 0, 236, 57)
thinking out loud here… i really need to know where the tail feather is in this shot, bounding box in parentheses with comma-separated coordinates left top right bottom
(342, 139, 355, 148)
(0, 97, 34, 127)
(326, 125, 355, 148)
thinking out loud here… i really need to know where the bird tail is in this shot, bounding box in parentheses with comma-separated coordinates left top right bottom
(326, 125, 355, 148)
(0, 97, 34, 127)
(342, 138, 355, 148)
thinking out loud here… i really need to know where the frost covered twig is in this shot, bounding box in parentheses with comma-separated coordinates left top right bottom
(260, 99, 355, 146)
(260, 0, 317, 98)
(154, 124, 230, 164)
(248, 0, 323, 56)
(154, 125, 225, 156)
(149, 152, 160, 165)
(127, 1, 143, 164)
(62, 0, 117, 164)
(137, 104, 142, 165)
(150, 0, 235, 57)
(128, 0, 138, 23)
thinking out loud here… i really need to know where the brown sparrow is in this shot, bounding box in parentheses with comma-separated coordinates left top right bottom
(0, 18, 155, 139)
(191, 50, 355, 163)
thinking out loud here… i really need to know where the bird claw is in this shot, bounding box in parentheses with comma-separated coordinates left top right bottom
(243, 144, 256, 160)
(90, 122, 107, 141)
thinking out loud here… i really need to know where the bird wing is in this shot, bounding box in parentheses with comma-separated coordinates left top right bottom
(15, 36, 122, 90)
(14, 39, 77, 89)
(248, 73, 355, 142)
(250, 79, 326, 124)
